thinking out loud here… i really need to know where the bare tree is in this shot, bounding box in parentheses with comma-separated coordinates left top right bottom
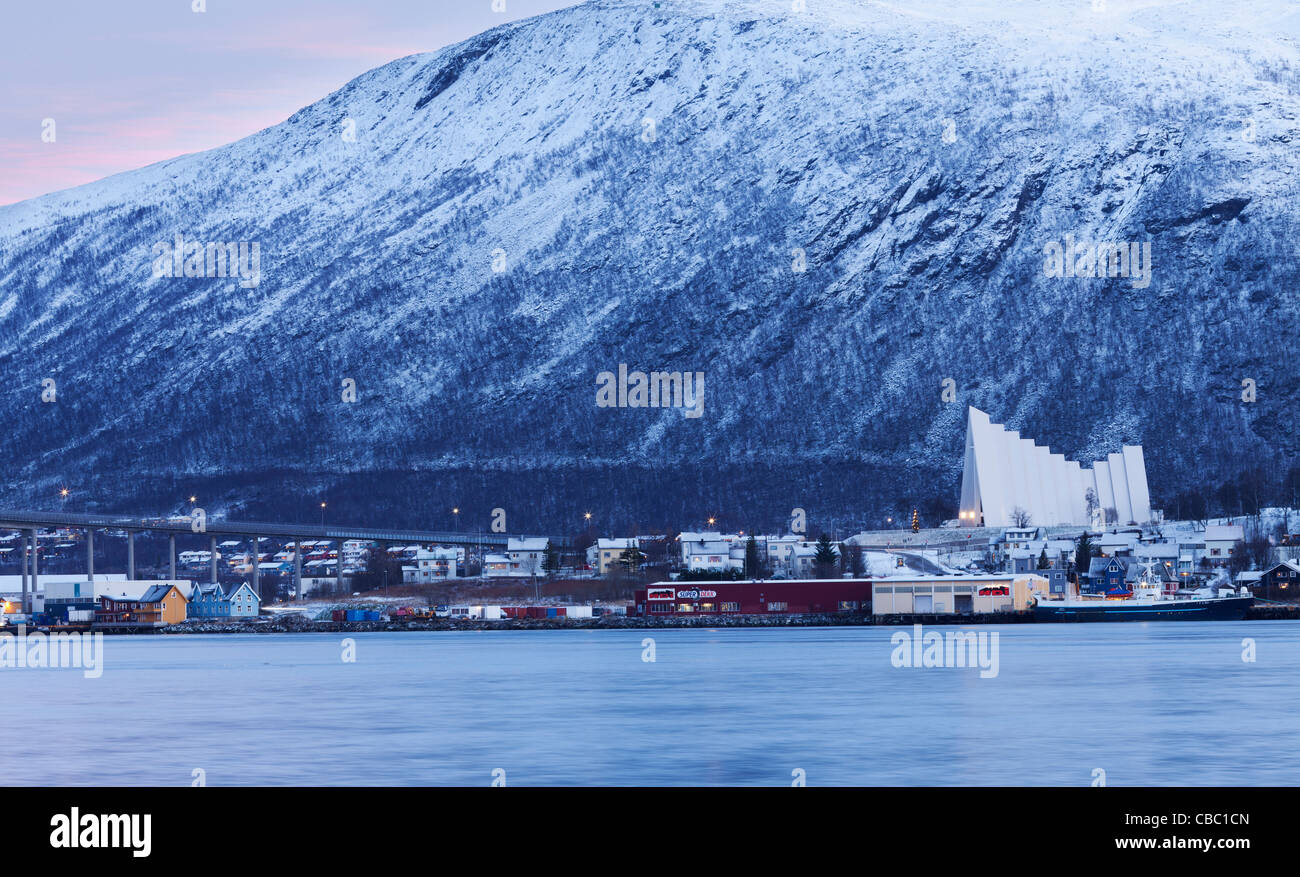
(1011, 507, 1032, 528)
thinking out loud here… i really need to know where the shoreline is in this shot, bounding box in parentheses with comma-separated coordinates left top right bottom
(142, 604, 1298, 634)
(7, 606, 1295, 636)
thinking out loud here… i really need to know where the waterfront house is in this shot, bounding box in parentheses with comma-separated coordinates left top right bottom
(187, 581, 260, 619)
(1253, 560, 1300, 601)
(96, 584, 188, 628)
(1085, 556, 1130, 594)
(222, 581, 260, 617)
(1011, 552, 1070, 595)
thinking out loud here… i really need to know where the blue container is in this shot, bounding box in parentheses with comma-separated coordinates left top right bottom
(546, 608, 558, 617)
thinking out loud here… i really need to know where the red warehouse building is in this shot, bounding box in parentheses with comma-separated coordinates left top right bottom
(632, 579, 873, 616)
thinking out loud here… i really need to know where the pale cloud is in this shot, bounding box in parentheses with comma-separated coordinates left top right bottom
(0, 0, 585, 205)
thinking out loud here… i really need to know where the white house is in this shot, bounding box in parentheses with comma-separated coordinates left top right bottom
(683, 539, 743, 574)
(1097, 532, 1139, 557)
(763, 534, 805, 565)
(507, 537, 549, 577)
(1204, 524, 1245, 568)
(408, 547, 459, 582)
(677, 532, 744, 565)
(483, 553, 511, 576)
(785, 544, 822, 578)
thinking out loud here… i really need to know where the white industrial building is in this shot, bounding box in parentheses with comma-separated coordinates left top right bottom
(958, 407, 1152, 528)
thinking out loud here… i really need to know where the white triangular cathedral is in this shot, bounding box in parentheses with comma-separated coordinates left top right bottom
(958, 407, 1151, 528)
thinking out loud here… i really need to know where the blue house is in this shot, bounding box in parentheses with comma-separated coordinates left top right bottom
(187, 581, 261, 619)
(1085, 557, 1129, 594)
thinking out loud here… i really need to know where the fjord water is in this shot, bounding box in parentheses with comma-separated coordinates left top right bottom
(4, 624, 1295, 786)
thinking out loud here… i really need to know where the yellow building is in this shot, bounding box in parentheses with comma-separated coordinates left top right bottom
(871, 574, 1047, 615)
(592, 538, 639, 575)
(96, 584, 189, 627)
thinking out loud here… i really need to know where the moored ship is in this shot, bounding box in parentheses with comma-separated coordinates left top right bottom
(1032, 561, 1254, 622)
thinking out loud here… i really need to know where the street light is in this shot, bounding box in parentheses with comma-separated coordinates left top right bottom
(320, 502, 327, 526)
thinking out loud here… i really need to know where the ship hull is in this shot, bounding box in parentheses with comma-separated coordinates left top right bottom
(1033, 596, 1254, 622)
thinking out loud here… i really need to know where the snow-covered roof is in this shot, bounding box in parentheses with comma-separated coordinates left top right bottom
(508, 537, 548, 552)
(1205, 524, 1245, 542)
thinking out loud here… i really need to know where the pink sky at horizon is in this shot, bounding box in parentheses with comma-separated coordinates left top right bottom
(0, 0, 584, 206)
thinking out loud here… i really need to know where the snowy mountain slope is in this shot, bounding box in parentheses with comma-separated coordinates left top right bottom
(1, 0, 1298, 529)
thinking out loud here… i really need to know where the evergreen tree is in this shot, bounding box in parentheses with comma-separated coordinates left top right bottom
(1073, 533, 1093, 583)
(1037, 548, 1051, 570)
(542, 540, 561, 578)
(619, 544, 646, 575)
(744, 535, 761, 579)
(813, 534, 839, 579)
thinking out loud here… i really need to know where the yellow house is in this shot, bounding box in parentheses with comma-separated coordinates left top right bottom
(96, 584, 189, 627)
(593, 538, 638, 575)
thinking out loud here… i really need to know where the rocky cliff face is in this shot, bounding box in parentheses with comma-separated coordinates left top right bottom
(1, 0, 1296, 532)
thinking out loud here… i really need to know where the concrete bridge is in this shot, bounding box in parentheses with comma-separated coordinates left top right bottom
(0, 508, 553, 612)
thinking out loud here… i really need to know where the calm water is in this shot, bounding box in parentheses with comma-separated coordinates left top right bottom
(3, 623, 1297, 786)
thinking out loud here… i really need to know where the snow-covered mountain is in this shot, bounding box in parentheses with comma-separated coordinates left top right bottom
(1, 0, 1297, 531)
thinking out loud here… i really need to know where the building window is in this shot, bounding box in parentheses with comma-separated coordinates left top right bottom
(767, 601, 788, 612)
(721, 602, 740, 612)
